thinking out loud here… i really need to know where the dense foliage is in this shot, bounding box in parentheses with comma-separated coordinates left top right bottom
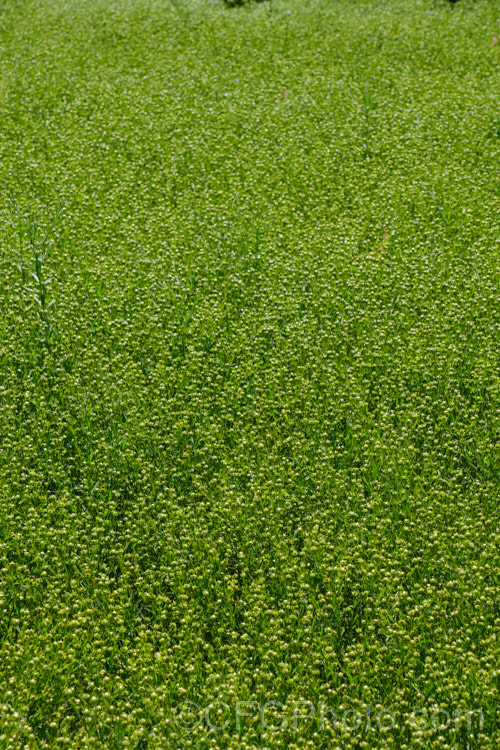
(0, 0, 499, 748)
(223, 0, 266, 8)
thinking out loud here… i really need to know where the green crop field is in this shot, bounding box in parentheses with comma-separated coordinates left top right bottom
(0, 0, 499, 747)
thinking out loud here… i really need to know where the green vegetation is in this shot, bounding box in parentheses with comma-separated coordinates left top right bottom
(0, 0, 499, 747)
